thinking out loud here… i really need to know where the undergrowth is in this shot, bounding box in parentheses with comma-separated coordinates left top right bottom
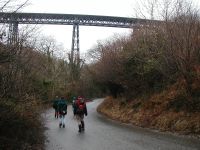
(0, 98, 45, 150)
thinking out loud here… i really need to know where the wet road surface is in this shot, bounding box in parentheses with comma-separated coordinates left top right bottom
(44, 98, 200, 150)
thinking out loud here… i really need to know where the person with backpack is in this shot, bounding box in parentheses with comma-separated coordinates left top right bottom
(74, 96, 87, 133)
(72, 96, 76, 116)
(58, 97, 67, 128)
(52, 96, 59, 118)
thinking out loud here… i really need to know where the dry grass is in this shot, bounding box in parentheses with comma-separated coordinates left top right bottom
(97, 81, 200, 136)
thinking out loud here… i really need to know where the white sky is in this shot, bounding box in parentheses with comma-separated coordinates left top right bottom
(19, 0, 200, 55)
(20, 0, 135, 54)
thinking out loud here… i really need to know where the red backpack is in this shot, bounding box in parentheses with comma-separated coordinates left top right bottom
(78, 103, 84, 110)
(76, 100, 85, 113)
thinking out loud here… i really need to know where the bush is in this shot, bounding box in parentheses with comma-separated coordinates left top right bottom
(0, 99, 45, 150)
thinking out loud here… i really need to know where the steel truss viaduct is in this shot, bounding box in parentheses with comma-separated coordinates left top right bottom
(0, 12, 156, 75)
(0, 12, 154, 43)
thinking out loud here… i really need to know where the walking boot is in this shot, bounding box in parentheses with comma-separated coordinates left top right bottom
(81, 121, 85, 131)
(78, 125, 82, 133)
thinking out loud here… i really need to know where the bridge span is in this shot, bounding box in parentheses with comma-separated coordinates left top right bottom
(0, 12, 150, 28)
(0, 12, 156, 70)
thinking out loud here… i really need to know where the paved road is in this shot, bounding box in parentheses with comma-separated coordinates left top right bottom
(44, 98, 200, 150)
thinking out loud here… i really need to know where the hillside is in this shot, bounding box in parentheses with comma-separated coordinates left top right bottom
(97, 79, 200, 137)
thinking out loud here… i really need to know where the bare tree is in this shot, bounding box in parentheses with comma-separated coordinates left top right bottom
(0, 0, 29, 12)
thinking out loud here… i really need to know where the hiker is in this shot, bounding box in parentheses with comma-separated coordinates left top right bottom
(74, 96, 87, 133)
(72, 96, 76, 116)
(58, 97, 68, 128)
(52, 96, 59, 118)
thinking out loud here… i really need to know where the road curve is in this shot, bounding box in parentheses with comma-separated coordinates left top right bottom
(44, 98, 200, 150)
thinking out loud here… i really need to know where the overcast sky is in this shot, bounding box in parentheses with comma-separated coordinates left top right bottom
(19, 0, 200, 55)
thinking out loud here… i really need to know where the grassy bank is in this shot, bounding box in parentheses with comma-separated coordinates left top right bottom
(97, 81, 200, 137)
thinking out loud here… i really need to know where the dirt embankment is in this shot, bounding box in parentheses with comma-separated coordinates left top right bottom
(97, 81, 200, 137)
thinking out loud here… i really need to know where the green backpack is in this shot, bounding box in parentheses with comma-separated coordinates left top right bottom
(58, 100, 67, 115)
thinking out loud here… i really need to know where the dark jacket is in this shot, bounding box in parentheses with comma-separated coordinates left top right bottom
(58, 99, 67, 115)
(53, 99, 59, 110)
(74, 99, 87, 116)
